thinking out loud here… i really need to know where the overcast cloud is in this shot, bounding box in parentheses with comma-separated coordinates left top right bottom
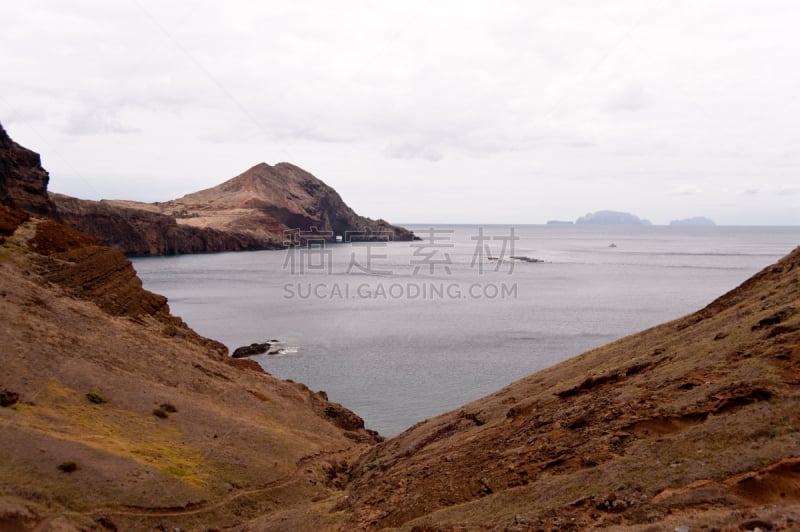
(1, 1, 799, 224)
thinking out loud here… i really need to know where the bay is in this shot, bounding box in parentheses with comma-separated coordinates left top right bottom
(132, 225, 800, 436)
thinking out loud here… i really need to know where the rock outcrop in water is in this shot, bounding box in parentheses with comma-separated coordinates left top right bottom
(53, 162, 416, 255)
(231, 342, 271, 358)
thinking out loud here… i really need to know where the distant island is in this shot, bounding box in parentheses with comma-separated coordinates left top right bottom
(546, 220, 574, 225)
(669, 216, 716, 227)
(575, 210, 651, 226)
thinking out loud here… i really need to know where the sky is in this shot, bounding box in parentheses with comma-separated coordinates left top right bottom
(1, 1, 799, 225)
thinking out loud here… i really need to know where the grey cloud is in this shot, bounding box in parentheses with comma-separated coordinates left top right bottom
(384, 141, 443, 162)
(65, 107, 139, 136)
(605, 83, 647, 112)
(776, 186, 800, 196)
(671, 185, 701, 196)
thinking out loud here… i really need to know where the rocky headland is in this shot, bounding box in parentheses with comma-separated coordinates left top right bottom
(52, 162, 416, 255)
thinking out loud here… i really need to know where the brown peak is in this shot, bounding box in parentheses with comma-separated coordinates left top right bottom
(228, 161, 323, 188)
(239, 161, 307, 175)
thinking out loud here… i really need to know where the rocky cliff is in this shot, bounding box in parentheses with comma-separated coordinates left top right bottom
(53, 162, 416, 255)
(0, 123, 56, 217)
(51, 192, 267, 255)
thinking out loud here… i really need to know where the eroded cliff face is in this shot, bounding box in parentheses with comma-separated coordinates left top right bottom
(0, 123, 56, 217)
(51, 192, 268, 255)
(52, 161, 416, 255)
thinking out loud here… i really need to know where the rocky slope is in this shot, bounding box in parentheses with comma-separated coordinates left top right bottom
(53, 162, 416, 255)
(0, 124, 380, 530)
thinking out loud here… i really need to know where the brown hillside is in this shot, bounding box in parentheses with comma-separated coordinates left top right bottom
(0, 211, 381, 531)
(329, 246, 800, 531)
(161, 162, 414, 242)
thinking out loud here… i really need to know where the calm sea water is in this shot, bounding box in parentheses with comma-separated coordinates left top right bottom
(132, 225, 800, 436)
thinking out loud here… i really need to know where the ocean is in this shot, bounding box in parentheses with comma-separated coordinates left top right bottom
(132, 225, 800, 437)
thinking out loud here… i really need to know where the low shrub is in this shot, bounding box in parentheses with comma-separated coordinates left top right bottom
(85, 391, 107, 404)
(58, 461, 78, 473)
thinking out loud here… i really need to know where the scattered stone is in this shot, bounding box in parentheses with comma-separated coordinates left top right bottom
(752, 307, 796, 330)
(231, 342, 270, 358)
(0, 389, 19, 407)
